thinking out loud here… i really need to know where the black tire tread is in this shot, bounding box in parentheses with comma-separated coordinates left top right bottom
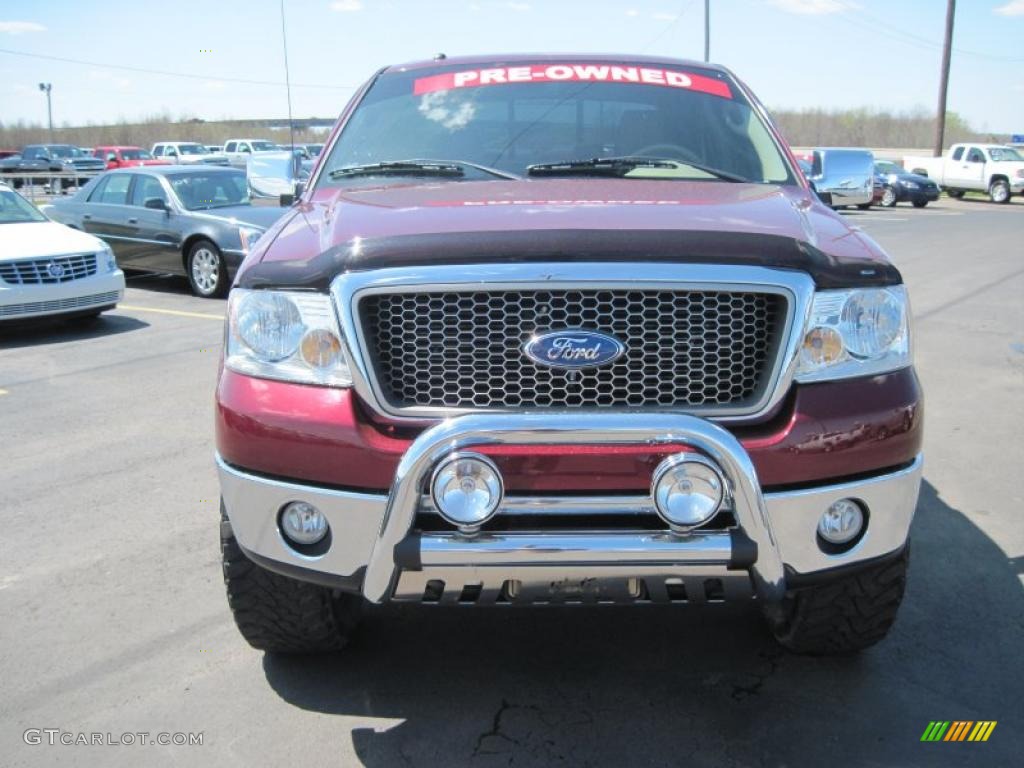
(771, 547, 909, 655)
(221, 505, 360, 653)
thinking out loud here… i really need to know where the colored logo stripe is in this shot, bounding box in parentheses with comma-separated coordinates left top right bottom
(920, 720, 996, 742)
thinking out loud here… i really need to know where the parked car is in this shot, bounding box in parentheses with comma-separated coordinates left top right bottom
(47, 167, 286, 298)
(3, 144, 105, 189)
(206, 145, 224, 154)
(0, 181, 124, 323)
(0, 149, 19, 160)
(904, 144, 1024, 203)
(221, 139, 282, 168)
(802, 148, 875, 209)
(215, 54, 921, 657)
(151, 142, 230, 166)
(93, 146, 170, 170)
(247, 151, 310, 200)
(873, 160, 940, 208)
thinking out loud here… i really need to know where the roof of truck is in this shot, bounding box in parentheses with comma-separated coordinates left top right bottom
(385, 53, 729, 74)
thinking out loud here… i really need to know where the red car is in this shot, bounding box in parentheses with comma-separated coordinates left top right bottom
(214, 54, 921, 657)
(93, 146, 169, 169)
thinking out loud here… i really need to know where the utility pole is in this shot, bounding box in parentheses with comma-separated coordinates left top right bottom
(704, 0, 710, 62)
(38, 82, 53, 141)
(933, 0, 955, 157)
(280, 0, 296, 154)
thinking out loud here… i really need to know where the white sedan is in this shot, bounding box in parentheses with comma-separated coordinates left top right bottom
(0, 182, 124, 323)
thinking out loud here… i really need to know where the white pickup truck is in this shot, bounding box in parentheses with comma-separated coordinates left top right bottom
(221, 139, 282, 169)
(904, 143, 1024, 203)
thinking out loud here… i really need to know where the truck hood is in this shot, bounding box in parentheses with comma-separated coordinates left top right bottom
(242, 179, 900, 290)
(0, 221, 106, 261)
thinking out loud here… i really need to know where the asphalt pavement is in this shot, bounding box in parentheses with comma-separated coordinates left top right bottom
(1, 196, 1021, 767)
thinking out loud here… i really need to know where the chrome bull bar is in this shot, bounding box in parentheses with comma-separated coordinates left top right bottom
(362, 413, 787, 604)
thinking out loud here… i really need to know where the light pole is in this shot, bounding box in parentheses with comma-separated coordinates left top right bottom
(704, 0, 710, 62)
(38, 82, 53, 141)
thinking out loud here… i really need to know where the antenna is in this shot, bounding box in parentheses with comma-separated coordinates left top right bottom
(280, 0, 296, 153)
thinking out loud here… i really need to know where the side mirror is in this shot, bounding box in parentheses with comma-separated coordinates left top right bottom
(144, 197, 168, 212)
(808, 181, 832, 207)
(279, 182, 305, 208)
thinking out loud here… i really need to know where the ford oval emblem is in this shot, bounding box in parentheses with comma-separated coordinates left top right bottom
(523, 330, 625, 369)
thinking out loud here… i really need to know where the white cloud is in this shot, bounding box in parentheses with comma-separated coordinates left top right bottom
(625, 9, 640, 17)
(767, 0, 856, 15)
(0, 20, 46, 34)
(330, 0, 363, 11)
(994, 0, 1024, 15)
(506, 1, 530, 10)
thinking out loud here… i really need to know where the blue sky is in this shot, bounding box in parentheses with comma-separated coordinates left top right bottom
(1, 0, 1022, 132)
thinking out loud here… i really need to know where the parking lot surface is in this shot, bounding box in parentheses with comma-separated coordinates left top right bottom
(1, 197, 1021, 767)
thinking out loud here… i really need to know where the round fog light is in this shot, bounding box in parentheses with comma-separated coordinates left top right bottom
(652, 454, 726, 532)
(431, 453, 503, 533)
(817, 498, 865, 545)
(280, 501, 329, 546)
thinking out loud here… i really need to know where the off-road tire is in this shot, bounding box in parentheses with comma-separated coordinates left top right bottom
(221, 504, 361, 653)
(769, 546, 909, 655)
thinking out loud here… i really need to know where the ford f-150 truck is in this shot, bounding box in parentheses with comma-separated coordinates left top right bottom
(216, 55, 923, 656)
(905, 143, 1024, 203)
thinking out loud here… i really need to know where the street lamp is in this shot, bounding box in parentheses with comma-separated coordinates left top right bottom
(38, 82, 53, 141)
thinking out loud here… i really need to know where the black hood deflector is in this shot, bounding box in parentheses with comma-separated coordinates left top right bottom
(239, 229, 901, 291)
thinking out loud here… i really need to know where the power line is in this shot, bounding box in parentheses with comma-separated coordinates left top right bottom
(0, 47, 359, 90)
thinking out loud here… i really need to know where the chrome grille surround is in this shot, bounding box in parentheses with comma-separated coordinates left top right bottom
(330, 263, 816, 424)
(0, 253, 98, 285)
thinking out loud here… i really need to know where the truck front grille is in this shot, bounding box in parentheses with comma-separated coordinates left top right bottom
(359, 288, 786, 412)
(0, 253, 98, 285)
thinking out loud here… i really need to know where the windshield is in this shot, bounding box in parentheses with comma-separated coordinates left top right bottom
(178, 144, 208, 155)
(121, 148, 152, 160)
(250, 141, 279, 152)
(46, 146, 75, 159)
(875, 161, 902, 174)
(989, 147, 1023, 162)
(318, 61, 793, 187)
(167, 171, 249, 210)
(0, 187, 47, 223)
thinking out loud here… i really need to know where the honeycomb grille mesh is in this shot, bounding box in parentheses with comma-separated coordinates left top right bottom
(360, 289, 786, 410)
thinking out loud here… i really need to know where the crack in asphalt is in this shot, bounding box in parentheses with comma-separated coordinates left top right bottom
(472, 698, 542, 760)
(730, 648, 784, 701)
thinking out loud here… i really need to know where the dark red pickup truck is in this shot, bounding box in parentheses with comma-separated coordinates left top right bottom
(215, 55, 922, 655)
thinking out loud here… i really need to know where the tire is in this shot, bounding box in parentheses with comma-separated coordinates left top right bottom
(186, 239, 228, 298)
(768, 546, 909, 655)
(881, 187, 897, 207)
(912, 199, 928, 208)
(947, 190, 965, 199)
(989, 179, 1010, 204)
(221, 504, 361, 653)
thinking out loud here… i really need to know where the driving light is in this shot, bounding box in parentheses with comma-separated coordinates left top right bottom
(652, 454, 726, 533)
(800, 326, 844, 368)
(431, 453, 503, 533)
(817, 499, 865, 545)
(279, 501, 329, 546)
(225, 289, 352, 386)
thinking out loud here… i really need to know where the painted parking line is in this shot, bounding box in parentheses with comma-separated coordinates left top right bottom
(117, 304, 224, 321)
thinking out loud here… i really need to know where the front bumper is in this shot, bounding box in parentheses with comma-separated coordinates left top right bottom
(0, 271, 124, 321)
(217, 412, 922, 606)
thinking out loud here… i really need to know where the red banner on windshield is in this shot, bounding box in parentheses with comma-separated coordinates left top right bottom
(413, 64, 733, 100)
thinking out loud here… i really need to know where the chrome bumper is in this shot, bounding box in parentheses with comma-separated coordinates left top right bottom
(217, 413, 922, 605)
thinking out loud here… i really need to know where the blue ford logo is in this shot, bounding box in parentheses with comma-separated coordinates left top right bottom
(523, 330, 625, 369)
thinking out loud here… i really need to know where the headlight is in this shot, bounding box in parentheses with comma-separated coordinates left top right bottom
(226, 289, 352, 387)
(796, 286, 911, 382)
(238, 226, 263, 254)
(902, 181, 920, 189)
(100, 244, 117, 272)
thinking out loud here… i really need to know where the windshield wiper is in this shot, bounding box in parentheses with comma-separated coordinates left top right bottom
(328, 161, 465, 180)
(328, 159, 520, 181)
(526, 156, 749, 183)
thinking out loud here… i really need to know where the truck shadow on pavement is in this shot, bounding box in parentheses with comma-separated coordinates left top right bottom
(262, 479, 1021, 767)
(0, 313, 148, 349)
